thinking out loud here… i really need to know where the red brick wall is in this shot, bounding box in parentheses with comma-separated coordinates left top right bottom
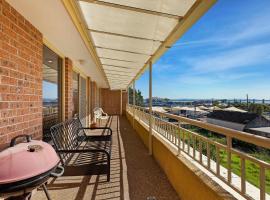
(100, 89, 120, 115)
(0, 0, 43, 149)
(122, 91, 127, 114)
(100, 89, 127, 115)
(64, 57, 73, 120)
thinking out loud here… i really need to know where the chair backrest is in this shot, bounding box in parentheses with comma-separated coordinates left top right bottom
(93, 107, 103, 118)
(50, 117, 86, 165)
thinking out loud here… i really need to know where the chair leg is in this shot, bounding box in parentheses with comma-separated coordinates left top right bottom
(107, 159, 110, 182)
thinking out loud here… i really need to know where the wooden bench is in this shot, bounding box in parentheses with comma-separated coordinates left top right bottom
(50, 117, 112, 181)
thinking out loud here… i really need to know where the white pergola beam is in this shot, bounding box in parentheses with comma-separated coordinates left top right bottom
(79, 0, 183, 19)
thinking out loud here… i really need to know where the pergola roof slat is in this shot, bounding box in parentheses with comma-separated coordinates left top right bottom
(89, 29, 163, 42)
(74, 0, 216, 89)
(79, 0, 184, 19)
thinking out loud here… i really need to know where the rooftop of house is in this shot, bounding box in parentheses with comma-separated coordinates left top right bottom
(207, 110, 261, 124)
(247, 127, 270, 134)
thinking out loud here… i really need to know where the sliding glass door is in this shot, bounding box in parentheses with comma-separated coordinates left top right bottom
(42, 45, 62, 141)
(79, 77, 87, 126)
(72, 71, 79, 117)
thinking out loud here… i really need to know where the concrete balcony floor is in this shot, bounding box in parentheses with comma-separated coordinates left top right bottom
(32, 115, 179, 200)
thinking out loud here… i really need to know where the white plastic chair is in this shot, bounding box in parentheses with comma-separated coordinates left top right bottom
(93, 107, 109, 125)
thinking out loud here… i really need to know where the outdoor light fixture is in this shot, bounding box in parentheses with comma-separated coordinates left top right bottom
(78, 59, 86, 65)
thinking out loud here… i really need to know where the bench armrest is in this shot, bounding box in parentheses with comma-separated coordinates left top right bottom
(79, 127, 112, 136)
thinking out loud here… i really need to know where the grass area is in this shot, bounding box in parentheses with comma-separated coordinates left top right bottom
(182, 126, 270, 194)
(219, 150, 270, 194)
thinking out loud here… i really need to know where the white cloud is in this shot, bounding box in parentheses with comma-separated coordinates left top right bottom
(173, 38, 225, 47)
(177, 71, 262, 86)
(178, 75, 217, 85)
(217, 72, 261, 80)
(173, 12, 270, 48)
(153, 63, 176, 72)
(187, 43, 270, 72)
(150, 3, 270, 99)
(221, 14, 270, 45)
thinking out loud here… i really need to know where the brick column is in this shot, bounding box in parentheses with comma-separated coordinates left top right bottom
(64, 57, 73, 120)
(0, 0, 43, 149)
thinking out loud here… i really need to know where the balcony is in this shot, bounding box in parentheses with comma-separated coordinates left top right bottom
(1, 0, 270, 200)
(125, 105, 270, 200)
(29, 106, 270, 200)
(31, 115, 179, 200)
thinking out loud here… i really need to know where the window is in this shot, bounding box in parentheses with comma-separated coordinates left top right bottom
(42, 45, 62, 141)
(80, 77, 87, 126)
(72, 71, 79, 117)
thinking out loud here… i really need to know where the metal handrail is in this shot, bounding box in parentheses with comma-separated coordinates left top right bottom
(131, 105, 270, 149)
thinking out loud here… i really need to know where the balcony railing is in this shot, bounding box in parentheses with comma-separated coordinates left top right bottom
(127, 104, 270, 200)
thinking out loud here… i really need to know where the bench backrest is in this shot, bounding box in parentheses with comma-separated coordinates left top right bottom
(50, 117, 87, 165)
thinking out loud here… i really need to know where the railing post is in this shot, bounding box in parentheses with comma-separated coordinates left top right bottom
(227, 136, 232, 184)
(216, 146, 220, 176)
(120, 89, 122, 115)
(127, 85, 129, 105)
(126, 107, 270, 199)
(241, 157, 246, 195)
(149, 61, 153, 155)
(138, 107, 140, 122)
(177, 120, 181, 155)
(132, 81, 135, 128)
(260, 166, 266, 200)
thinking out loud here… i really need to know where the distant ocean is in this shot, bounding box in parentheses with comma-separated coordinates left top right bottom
(171, 99, 270, 104)
(43, 98, 58, 107)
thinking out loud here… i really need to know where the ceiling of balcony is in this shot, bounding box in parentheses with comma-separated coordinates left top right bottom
(7, 0, 215, 90)
(75, 0, 215, 90)
(7, 0, 108, 88)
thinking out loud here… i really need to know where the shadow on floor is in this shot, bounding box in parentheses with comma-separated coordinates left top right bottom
(118, 115, 179, 200)
(32, 115, 179, 200)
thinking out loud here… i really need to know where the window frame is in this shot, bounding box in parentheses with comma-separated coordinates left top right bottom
(42, 45, 63, 138)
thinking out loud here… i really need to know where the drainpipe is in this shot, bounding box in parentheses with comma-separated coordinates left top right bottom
(149, 61, 153, 155)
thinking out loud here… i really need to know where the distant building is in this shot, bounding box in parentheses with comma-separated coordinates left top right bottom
(145, 106, 168, 113)
(247, 127, 270, 138)
(170, 106, 208, 119)
(206, 110, 270, 138)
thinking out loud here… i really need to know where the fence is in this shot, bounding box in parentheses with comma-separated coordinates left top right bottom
(127, 104, 270, 200)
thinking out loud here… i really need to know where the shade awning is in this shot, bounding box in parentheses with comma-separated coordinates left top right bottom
(73, 0, 216, 89)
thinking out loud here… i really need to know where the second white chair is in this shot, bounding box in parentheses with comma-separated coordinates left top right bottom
(93, 107, 109, 125)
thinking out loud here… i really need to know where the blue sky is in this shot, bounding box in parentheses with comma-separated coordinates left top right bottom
(136, 0, 270, 100)
(43, 81, 58, 100)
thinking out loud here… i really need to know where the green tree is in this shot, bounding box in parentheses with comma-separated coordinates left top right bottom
(249, 103, 264, 115)
(164, 98, 170, 102)
(213, 100, 220, 106)
(128, 88, 144, 106)
(256, 104, 264, 115)
(136, 90, 144, 106)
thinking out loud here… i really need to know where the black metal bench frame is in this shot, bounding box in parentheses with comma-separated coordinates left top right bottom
(50, 117, 112, 181)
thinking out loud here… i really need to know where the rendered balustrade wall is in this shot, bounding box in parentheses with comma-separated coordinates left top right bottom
(126, 110, 236, 200)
